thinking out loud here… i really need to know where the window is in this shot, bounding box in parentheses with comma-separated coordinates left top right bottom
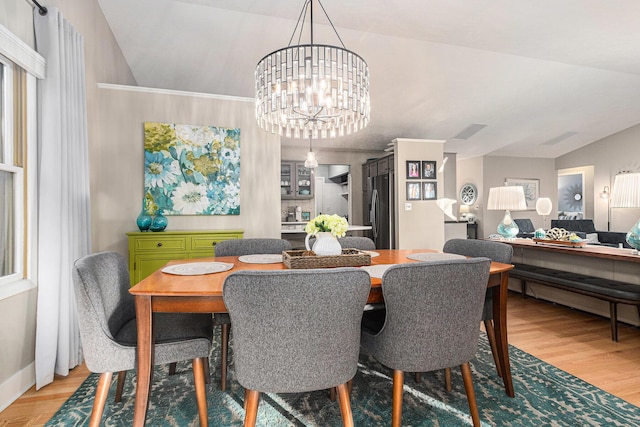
(0, 55, 25, 288)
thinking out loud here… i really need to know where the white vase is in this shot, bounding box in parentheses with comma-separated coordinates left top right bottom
(305, 232, 342, 256)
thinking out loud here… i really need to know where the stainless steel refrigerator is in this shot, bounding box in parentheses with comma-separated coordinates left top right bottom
(367, 171, 395, 249)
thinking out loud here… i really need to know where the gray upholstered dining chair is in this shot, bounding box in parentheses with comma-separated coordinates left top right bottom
(223, 268, 371, 427)
(360, 259, 492, 427)
(72, 251, 213, 427)
(213, 238, 292, 391)
(441, 238, 513, 389)
(308, 236, 376, 251)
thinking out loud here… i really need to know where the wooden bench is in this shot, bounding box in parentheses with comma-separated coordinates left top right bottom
(510, 263, 640, 341)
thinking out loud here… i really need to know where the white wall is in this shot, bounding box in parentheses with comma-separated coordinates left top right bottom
(479, 156, 556, 238)
(556, 123, 640, 232)
(96, 85, 281, 255)
(394, 138, 445, 249)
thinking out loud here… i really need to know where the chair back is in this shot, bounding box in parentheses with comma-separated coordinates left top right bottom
(366, 259, 491, 372)
(72, 252, 136, 371)
(338, 236, 376, 250)
(443, 238, 512, 264)
(308, 236, 376, 251)
(223, 268, 370, 393)
(214, 238, 292, 257)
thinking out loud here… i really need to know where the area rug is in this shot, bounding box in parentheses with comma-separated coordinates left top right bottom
(45, 334, 640, 426)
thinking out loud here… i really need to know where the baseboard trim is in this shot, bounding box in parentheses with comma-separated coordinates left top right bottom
(0, 362, 35, 412)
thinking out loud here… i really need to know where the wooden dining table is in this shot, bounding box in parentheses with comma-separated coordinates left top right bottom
(129, 248, 515, 426)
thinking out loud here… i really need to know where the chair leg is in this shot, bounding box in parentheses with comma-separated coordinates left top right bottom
(90, 372, 113, 427)
(444, 368, 452, 392)
(460, 362, 481, 427)
(244, 389, 261, 427)
(610, 302, 619, 342)
(192, 357, 208, 427)
(415, 372, 421, 383)
(336, 382, 355, 427)
(484, 319, 503, 378)
(169, 362, 177, 375)
(329, 387, 336, 401)
(221, 323, 230, 391)
(392, 370, 404, 427)
(115, 371, 126, 403)
(204, 357, 211, 384)
(521, 280, 528, 299)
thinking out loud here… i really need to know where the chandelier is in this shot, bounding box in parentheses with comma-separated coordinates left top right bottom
(255, 0, 370, 140)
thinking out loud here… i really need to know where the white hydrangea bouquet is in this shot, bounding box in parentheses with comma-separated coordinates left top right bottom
(304, 214, 349, 238)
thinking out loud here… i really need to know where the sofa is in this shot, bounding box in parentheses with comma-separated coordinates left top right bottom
(513, 219, 535, 239)
(550, 219, 630, 248)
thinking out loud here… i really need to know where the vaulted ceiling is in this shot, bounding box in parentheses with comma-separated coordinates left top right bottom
(98, 0, 640, 158)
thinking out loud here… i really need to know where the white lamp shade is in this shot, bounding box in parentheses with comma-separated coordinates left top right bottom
(535, 197, 553, 216)
(611, 172, 640, 208)
(487, 186, 527, 211)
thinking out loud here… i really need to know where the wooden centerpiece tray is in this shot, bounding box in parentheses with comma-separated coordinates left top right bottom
(533, 238, 587, 247)
(283, 249, 372, 269)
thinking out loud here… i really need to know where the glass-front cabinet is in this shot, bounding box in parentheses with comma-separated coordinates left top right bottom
(281, 161, 314, 199)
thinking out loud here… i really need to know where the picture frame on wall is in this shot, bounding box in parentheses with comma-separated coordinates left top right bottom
(505, 177, 539, 210)
(422, 161, 436, 179)
(423, 181, 437, 200)
(406, 161, 421, 179)
(406, 182, 421, 200)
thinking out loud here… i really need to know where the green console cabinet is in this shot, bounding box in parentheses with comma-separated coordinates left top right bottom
(126, 229, 244, 286)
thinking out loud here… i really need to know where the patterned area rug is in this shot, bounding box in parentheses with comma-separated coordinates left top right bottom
(45, 334, 640, 426)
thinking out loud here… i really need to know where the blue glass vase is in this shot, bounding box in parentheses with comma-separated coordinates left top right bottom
(136, 200, 152, 232)
(150, 212, 168, 232)
(626, 219, 640, 252)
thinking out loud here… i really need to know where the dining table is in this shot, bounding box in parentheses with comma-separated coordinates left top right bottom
(129, 248, 515, 426)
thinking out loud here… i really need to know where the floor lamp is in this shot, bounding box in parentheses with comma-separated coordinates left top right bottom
(488, 185, 527, 239)
(600, 185, 610, 231)
(610, 172, 640, 253)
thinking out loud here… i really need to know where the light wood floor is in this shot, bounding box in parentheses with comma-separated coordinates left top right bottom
(1, 293, 639, 426)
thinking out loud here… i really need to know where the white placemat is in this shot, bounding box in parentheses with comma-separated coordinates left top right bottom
(362, 251, 380, 258)
(161, 262, 234, 276)
(238, 254, 283, 264)
(406, 253, 466, 262)
(360, 264, 397, 279)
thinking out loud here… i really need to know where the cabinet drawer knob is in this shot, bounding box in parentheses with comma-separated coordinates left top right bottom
(157, 242, 163, 247)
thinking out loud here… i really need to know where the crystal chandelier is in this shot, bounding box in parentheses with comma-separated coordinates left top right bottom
(255, 0, 370, 140)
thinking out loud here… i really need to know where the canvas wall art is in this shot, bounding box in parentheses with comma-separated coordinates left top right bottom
(144, 122, 240, 215)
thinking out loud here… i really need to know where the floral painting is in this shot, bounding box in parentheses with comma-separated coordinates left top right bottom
(143, 122, 240, 215)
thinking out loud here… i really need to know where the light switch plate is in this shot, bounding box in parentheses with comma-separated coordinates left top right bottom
(405, 202, 412, 211)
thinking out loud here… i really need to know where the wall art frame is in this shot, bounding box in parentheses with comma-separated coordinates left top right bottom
(406, 160, 421, 179)
(505, 177, 539, 210)
(422, 161, 436, 179)
(407, 182, 422, 200)
(423, 181, 437, 200)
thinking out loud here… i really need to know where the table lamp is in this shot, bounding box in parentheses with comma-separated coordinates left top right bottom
(610, 171, 640, 252)
(535, 197, 553, 230)
(488, 185, 527, 238)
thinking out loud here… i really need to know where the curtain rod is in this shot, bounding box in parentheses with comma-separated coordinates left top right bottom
(32, 0, 48, 16)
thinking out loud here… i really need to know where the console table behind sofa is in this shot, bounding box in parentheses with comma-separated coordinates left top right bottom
(503, 239, 640, 339)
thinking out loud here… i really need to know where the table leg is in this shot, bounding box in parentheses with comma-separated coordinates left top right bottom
(133, 295, 154, 426)
(492, 271, 515, 397)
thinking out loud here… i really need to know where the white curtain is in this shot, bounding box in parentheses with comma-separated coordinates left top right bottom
(34, 8, 91, 389)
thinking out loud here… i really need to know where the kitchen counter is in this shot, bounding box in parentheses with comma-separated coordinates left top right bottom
(280, 222, 372, 234)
